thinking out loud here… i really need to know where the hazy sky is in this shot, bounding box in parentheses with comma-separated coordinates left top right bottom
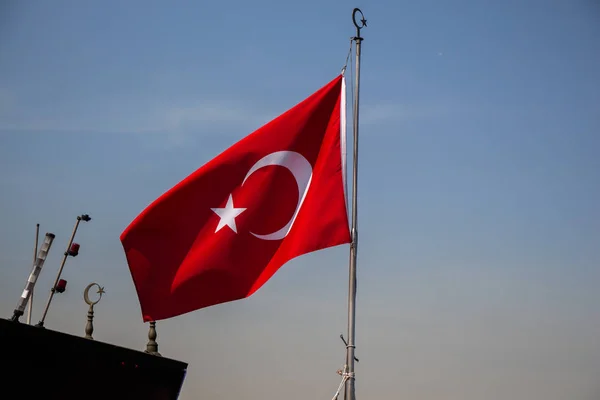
(1, 1, 599, 399)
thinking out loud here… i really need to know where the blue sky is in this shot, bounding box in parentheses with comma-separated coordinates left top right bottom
(1, 1, 599, 399)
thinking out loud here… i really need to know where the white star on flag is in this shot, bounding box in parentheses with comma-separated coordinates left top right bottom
(211, 194, 246, 233)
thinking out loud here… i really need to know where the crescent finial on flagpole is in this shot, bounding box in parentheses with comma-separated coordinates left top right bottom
(352, 8, 367, 40)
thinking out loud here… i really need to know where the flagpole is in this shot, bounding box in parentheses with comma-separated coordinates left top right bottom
(27, 223, 40, 325)
(345, 7, 366, 400)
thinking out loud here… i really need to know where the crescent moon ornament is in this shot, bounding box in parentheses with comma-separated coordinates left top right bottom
(242, 151, 313, 241)
(83, 282, 105, 306)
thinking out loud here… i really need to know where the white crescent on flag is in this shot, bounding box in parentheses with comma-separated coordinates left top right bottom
(242, 150, 313, 240)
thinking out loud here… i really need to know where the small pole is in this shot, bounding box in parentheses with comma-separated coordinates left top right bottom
(344, 8, 366, 400)
(145, 321, 162, 356)
(27, 223, 40, 325)
(37, 214, 91, 327)
(85, 304, 95, 339)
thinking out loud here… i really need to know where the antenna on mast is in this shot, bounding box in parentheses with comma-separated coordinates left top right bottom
(11, 232, 56, 322)
(26, 223, 40, 325)
(36, 214, 91, 328)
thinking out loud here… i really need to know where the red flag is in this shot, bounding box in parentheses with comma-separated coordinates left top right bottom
(120, 75, 350, 322)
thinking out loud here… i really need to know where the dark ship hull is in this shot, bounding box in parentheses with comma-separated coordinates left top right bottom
(1, 318, 187, 399)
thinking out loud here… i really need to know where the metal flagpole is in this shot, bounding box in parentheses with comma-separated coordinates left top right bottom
(344, 7, 366, 400)
(27, 223, 40, 325)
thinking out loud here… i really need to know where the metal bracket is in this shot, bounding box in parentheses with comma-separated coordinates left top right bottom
(340, 334, 359, 362)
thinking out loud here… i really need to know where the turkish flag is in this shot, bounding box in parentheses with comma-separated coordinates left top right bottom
(120, 74, 351, 322)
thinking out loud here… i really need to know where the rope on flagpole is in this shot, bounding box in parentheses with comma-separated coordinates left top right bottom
(331, 335, 359, 400)
(343, 38, 355, 131)
(335, 34, 356, 400)
(332, 365, 355, 400)
(342, 38, 353, 73)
